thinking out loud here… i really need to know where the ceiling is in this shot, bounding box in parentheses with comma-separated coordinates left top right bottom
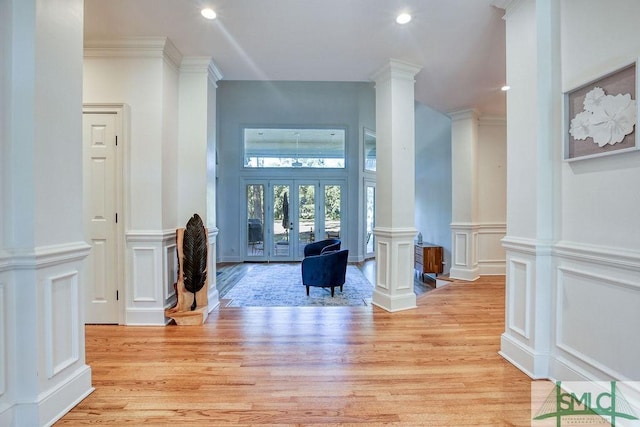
(84, 0, 507, 116)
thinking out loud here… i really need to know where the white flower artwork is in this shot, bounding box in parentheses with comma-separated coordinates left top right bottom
(569, 86, 637, 147)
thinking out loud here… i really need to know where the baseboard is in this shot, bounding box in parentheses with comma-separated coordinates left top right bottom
(500, 333, 549, 379)
(40, 365, 93, 426)
(126, 307, 170, 326)
(4, 365, 93, 427)
(449, 266, 480, 281)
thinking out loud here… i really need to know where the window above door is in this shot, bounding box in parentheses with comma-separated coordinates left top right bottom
(243, 127, 346, 168)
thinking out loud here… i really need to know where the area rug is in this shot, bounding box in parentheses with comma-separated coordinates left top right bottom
(222, 263, 373, 307)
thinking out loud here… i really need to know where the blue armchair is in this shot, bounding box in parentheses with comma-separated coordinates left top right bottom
(301, 249, 349, 297)
(303, 238, 341, 257)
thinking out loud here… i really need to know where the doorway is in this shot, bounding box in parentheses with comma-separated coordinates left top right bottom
(82, 105, 124, 324)
(245, 180, 344, 262)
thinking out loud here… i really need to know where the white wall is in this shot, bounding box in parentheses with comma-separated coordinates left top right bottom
(555, 0, 640, 382)
(449, 110, 507, 280)
(477, 117, 507, 274)
(83, 53, 165, 230)
(501, 0, 640, 387)
(1, 1, 92, 425)
(83, 39, 184, 325)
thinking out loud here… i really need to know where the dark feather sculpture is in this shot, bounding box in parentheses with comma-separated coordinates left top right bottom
(182, 213, 207, 310)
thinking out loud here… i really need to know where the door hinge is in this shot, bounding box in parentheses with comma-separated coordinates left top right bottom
(116, 290, 119, 301)
(115, 213, 118, 223)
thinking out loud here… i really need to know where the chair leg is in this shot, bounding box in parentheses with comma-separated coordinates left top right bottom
(306, 286, 310, 296)
(340, 285, 343, 292)
(331, 287, 335, 297)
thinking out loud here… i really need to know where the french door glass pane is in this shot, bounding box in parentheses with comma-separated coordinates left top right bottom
(366, 186, 375, 253)
(297, 184, 315, 258)
(246, 184, 264, 256)
(324, 185, 341, 239)
(273, 185, 291, 257)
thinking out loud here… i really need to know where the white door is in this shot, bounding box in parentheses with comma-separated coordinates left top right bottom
(83, 111, 120, 323)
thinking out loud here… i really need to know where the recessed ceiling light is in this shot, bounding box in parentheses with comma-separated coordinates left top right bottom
(201, 8, 217, 20)
(396, 13, 412, 24)
(501, 85, 511, 91)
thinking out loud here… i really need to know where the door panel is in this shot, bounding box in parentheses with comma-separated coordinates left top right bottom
(271, 183, 293, 259)
(244, 180, 343, 262)
(296, 184, 316, 259)
(83, 112, 119, 324)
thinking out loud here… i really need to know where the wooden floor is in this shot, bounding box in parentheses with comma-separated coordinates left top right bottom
(57, 275, 535, 426)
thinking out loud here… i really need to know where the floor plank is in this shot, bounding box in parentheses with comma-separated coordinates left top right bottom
(57, 275, 535, 426)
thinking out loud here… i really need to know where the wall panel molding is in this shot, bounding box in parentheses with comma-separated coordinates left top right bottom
(125, 229, 178, 325)
(131, 247, 159, 302)
(44, 271, 80, 379)
(556, 266, 640, 381)
(554, 241, 640, 272)
(507, 258, 531, 339)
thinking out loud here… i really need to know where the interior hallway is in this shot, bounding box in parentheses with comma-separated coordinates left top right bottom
(57, 275, 535, 426)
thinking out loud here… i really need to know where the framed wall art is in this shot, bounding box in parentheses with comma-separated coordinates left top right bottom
(564, 60, 638, 161)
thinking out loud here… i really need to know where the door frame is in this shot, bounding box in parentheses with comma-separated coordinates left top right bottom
(82, 103, 128, 324)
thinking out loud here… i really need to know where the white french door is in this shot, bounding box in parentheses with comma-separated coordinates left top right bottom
(244, 180, 344, 262)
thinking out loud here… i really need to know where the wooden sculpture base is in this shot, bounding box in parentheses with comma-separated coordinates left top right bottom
(165, 305, 208, 326)
(165, 226, 209, 326)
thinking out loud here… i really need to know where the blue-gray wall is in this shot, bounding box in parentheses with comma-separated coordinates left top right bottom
(215, 81, 452, 269)
(415, 102, 453, 274)
(216, 81, 374, 262)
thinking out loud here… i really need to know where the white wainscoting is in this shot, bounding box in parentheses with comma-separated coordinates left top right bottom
(126, 229, 177, 325)
(44, 271, 80, 379)
(499, 236, 550, 379)
(501, 237, 640, 385)
(451, 222, 506, 280)
(450, 224, 479, 281)
(132, 247, 159, 302)
(477, 223, 506, 275)
(552, 242, 640, 383)
(164, 242, 177, 304)
(507, 258, 531, 340)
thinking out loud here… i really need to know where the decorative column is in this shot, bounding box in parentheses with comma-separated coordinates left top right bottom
(499, 0, 560, 378)
(449, 109, 480, 281)
(370, 59, 422, 312)
(178, 57, 223, 313)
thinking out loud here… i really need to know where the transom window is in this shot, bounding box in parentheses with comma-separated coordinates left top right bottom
(244, 128, 346, 168)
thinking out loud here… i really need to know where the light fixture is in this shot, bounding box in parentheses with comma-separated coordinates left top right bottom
(396, 13, 412, 24)
(201, 8, 217, 20)
(501, 85, 511, 91)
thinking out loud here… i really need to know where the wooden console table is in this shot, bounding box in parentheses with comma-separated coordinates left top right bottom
(414, 243, 444, 281)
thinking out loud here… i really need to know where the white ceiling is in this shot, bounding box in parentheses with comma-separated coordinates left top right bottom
(84, 0, 507, 116)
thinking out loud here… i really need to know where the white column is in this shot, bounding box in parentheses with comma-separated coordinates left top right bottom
(370, 59, 421, 312)
(178, 57, 223, 312)
(1, 0, 92, 425)
(449, 109, 480, 281)
(499, 0, 561, 378)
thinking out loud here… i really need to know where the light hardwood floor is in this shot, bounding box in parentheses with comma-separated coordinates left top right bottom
(57, 275, 536, 426)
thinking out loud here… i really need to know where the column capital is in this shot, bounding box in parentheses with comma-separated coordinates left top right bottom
(370, 58, 422, 84)
(449, 108, 480, 122)
(180, 57, 224, 87)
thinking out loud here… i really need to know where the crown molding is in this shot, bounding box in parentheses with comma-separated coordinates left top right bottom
(479, 114, 507, 126)
(84, 37, 183, 68)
